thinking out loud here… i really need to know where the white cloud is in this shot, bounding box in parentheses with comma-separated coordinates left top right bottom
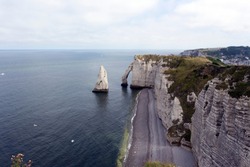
(0, 0, 249, 49)
(175, 0, 250, 32)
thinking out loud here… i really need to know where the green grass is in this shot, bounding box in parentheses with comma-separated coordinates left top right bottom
(206, 56, 226, 66)
(218, 66, 250, 98)
(163, 56, 223, 122)
(135, 55, 249, 145)
(116, 128, 130, 167)
(228, 81, 250, 98)
(136, 54, 162, 62)
(145, 161, 176, 167)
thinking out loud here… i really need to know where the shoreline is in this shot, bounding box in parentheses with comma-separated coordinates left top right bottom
(117, 91, 141, 167)
(123, 91, 141, 163)
(123, 88, 196, 167)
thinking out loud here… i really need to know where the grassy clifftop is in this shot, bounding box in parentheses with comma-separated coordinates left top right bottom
(162, 56, 226, 122)
(161, 56, 249, 122)
(137, 55, 249, 143)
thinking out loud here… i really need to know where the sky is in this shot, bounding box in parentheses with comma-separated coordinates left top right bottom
(0, 0, 249, 50)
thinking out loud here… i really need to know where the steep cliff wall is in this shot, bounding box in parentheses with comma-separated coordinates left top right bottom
(154, 62, 183, 129)
(130, 55, 159, 88)
(122, 55, 250, 166)
(121, 55, 183, 129)
(191, 78, 250, 167)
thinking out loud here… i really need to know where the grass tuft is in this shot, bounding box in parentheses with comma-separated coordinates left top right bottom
(145, 161, 176, 167)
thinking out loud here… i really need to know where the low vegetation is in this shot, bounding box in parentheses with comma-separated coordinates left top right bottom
(163, 56, 223, 123)
(117, 128, 130, 167)
(136, 54, 162, 62)
(206, 56, 226, 66)
(137, 55, 249, 144)
(144, 161, 176, 167)
(11, 154, 32, 167)
(218, 66, 250, 98)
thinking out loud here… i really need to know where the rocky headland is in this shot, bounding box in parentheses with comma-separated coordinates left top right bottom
(92, 65, 109, 93)
(121, 55, 250, 167)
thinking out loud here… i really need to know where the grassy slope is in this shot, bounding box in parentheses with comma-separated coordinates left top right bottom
(137, 55, 249, 142)
(163, 56, 224, 123)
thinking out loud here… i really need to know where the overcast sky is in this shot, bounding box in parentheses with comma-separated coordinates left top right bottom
(0, 0, 249, 49)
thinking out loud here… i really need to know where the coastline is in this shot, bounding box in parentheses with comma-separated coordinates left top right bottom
(117, 91, 141, 167)
(124, 91, 141, 163)
(123, 88, 196, 167)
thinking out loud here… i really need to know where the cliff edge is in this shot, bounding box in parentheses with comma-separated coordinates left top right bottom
(122, 55, 250, 167)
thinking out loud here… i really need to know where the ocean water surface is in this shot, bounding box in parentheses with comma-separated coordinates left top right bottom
(0, 50, 175, 167)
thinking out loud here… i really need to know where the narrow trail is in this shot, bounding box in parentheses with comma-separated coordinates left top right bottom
(124, 89, 196, 167)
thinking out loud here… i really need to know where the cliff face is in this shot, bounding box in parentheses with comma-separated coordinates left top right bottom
(122, 55, 250, 166)
(130, 56, 159, 88)
(154, 63, 183, 129)
(122, 55, 183, 128)
(191, 78, 250, 167)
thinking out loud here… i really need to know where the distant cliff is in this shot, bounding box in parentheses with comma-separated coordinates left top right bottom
(180, 46, 250, 65)
(122, 55, 250, 167)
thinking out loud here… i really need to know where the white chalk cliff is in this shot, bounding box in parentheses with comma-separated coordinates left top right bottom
(122, 55, 250, 167)
(154, 60, 183, 129)
(121, 56, 159, 88)
(122, 55, 183, 128)
(92, 65, 108, 93)
(191, 78, 250, 167)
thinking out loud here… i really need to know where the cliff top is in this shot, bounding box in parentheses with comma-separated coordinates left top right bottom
(136, 55, 249, 122)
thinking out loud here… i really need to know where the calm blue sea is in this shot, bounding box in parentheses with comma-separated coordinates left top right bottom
(0, 50, 177, 167)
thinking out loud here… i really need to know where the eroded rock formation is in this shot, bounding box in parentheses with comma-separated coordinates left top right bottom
(121, 63, 133, 87)
(121, 55, 159, 89)
(92, 65, 108, 93)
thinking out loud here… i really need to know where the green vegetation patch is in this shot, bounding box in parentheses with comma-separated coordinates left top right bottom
(116, 128, 130, 167)
(145, 161, 176, 167)
(163, 56, 223, 122)
(136, 54, 162, 62)
(218, 66, 250, 98)
(206, 56, 226, 66)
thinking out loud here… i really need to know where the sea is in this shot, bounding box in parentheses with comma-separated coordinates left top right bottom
(0, 50, 179, 167)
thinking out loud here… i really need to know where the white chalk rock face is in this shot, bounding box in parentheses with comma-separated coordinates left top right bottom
(191, 78, 250, 167)
(154, 62, 183, 129)
(92, 65, 108, 93)
(130, 56, 158, 88)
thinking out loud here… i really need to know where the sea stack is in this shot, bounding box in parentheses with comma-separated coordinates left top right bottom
(92, 65, 109, 93)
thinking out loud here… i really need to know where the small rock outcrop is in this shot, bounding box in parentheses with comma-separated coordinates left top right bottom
(92, 65, 108, 93)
